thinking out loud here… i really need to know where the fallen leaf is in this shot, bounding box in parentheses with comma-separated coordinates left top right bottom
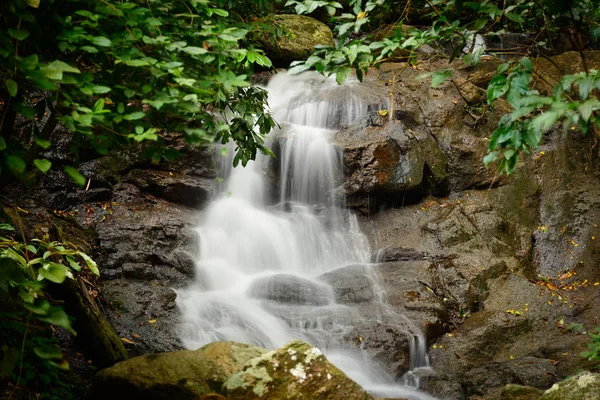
(121, 337, 135, 344)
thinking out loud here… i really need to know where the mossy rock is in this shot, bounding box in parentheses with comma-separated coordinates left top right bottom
(90, 349, 227, 400)
(260, 14, 334, 67)
(540, 372, 600, 400)
(200, 341, 269, 377)
(224, 339, 374, 400)
(501, 384, 543, 400)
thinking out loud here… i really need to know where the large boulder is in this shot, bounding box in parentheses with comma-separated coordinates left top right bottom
(223, 340, 374, 399)
(247, 274, 334, 306)
(335, 116, 448, 211)
(540, 371, 600, 400)
(260, 15, 334, 67)
(90, 342, 267, 400)
(90, 349, 227, 400)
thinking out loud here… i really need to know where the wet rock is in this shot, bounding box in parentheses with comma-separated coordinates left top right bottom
(247, 274, 333, 306)
(319, 264, 375, 304)
(259, 15, 334, 67)
(74, 199, 198, 356)
(420, 378, 465, 400)
(125, 169, 216, 207)
(540, 371, 600, 400)
(224, 339, 374, 399)
(370, 247, 424, 263)
(335, 117, 448, 211)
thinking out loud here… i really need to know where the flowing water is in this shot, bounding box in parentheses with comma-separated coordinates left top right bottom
(177, 72, 435, 399)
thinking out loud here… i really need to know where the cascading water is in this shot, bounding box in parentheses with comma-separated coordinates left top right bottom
(177, 72, 435, 400)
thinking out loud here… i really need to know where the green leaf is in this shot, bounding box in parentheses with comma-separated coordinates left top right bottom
(8, 29, 30, 41)
(487, 75, 509, 104)
(65, 256, 81, 272)
(78, 252, 99, 276)
(5, 155, 26, 174)
(0, 224, 15, 231)
(123, 112, 145, 120)
(34, 345, 63, 360)
(0, 137, 6, 151)
(578, 75, 594, 100)
(25, 0, 40, 8)
(124, 59, 150, 67)
(38, 306, 75, 335)
(483, 151, 499, 165)
(40, 60, 80, 80)
(5, 79, 17, 97)
(336, 67, 352, 84)
(91, 36, 112, 47)
(182, 46, 208, 55)
(24, 299, 51, 316)
(38, 262, 69, 284)
(33, 159, 52, 174)
(34, 135, 51, 149)
(64, 166, 86, 187)
(530, 110, 559, 135)
(432, 70, 453, 88)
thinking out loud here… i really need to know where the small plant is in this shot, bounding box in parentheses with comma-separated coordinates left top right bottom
(581, 327, 600, 367)
(0, 221, 98, 392)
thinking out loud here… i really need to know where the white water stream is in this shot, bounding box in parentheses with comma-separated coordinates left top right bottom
(177, 72, 435, 399)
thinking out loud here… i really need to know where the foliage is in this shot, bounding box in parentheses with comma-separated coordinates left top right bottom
(287, 0, 600, 173)
(0, 220, 97, 392)
(0, 0, 277, 188)
(581, 327, 600, 367)
(484, 64, 600, 173)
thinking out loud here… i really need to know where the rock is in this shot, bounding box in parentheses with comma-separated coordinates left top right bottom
(90, 349, 227, 400)
(501, 384, 543, 400)
(223, 339, 374, 399)
(260, 15, 334, 67)
(75, 199, 199, 356)
(200, 342, 269, 377)
(247, 274, 334, 306)
(420, 378, 465, 400)
(540, 371, 600, 400)
(370, 247, 424, 263)
(335, 116, 448, 211)
(125, 169, 216, 207)
(319, 264, 375, 304)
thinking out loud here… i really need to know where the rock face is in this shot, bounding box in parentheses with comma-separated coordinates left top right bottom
(540, 372, 600, 400)
(345, 52, 600, 399)
(224, 340, 374, 400)
(91, 340, 373, 400)
(335, 116, 448, 211)
(260, 15, 334, 67)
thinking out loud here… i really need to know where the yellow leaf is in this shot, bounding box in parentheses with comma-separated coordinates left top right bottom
(121, 337, 135, 344)
(148, 319, 157, 323)
(510, 355, 514, 360)
(378, 109, 388, 116)
(356, 11, 367, 19)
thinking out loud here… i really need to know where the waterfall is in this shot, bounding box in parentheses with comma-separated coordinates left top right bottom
(177, 71, 435, 400)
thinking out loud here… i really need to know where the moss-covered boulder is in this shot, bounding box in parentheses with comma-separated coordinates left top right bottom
(90, 349, 227, 400)
(224, 340, 374, 399)
(501, 384, 543, 400)
(260, 15, 334, 67)
(200, 341, 269, 377)
(540, 372, 600, 400)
